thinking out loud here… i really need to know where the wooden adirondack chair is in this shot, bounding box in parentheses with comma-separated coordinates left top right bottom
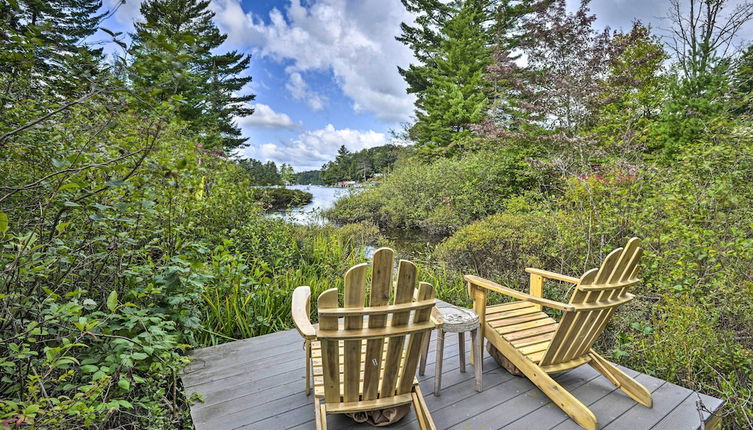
(292, 248, 437, 430)
(465, 237, 652, 430)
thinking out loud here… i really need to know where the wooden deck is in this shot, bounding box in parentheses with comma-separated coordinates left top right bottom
(182, 317, 723, 429)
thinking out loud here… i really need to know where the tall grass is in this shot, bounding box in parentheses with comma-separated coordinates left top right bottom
(197, 228, 362, 346)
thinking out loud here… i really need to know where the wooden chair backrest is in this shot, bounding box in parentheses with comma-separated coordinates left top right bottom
(316, 247, 436, 404)
(539, 238, 642, 367)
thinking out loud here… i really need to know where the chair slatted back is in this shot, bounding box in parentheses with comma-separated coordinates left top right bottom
(539, 238, 642, 367)
(317, 248, 436, 405)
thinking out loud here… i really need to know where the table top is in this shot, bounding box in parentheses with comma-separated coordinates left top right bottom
(433, 305, 479, 332)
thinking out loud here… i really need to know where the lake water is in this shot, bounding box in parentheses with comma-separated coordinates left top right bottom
(267, 185, 351, 225)
(268, 185, 440, 258)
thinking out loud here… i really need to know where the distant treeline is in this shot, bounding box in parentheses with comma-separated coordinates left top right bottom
(295, 170, 324, 185)
(237, 158, 294, 185)
(320, 144, 405, 185)
(238, 144, 404, 186)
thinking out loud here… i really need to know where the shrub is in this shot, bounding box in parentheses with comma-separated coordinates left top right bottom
(436, 211, 557, 289)
(325, 149, 538, 236)
(337, 221, 385, 247)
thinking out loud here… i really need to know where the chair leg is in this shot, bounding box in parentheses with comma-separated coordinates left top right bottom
(314, 397, 327, 430)
(487, 329, 597, 430)
(305, 340, 311, 395)
(588, 350, 653, 407)
(458, 332, 466, 373)
(471, 328, 482, 392)
(419, 329, 432, 376)
(412, 383, 437, 430)
(434, 329, 444, 396)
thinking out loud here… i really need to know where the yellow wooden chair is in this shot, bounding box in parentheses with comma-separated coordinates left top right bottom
(465, 237, 652, 430)
(292, 248, 437, 430)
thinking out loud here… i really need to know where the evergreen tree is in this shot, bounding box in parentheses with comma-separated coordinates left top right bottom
(0, 0, 105, 99)
(412, 1, 491, 154)
(130, 0, 254, 151)
(397, 0, 532, 155)
(731, 44, 753, 115)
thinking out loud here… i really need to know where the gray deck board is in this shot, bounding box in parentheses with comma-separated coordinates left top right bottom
(183, 317, 724, 429)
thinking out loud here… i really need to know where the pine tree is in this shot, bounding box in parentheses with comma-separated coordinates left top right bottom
(412, 1, 491, 153)
(397, 0, 532, 155)
(0, 0, 105, 98)
(130, 0, 254, 151)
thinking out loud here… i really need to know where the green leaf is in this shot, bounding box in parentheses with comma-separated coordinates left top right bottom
(56, 222, 71, 234)
(0, 211, 8, 233)
(107, 290, 118, 312)
(132, 352, 148, 360)
(80, 365, 98, 373)
(58, 183, 80, 192)
(118, 378, 131, 391)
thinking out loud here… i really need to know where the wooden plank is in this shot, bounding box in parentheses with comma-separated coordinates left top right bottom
(397, 282, 435, 394)
(488, 312, 549, 327)
(342, 263, 366, 403)
(501, 323, 558, 341)
(651, 390, 721, 430)
(497, 317, 558, 334)
(380, 259, 417, 397)
(363, 247, 393, 400)
(550, 372, 663, 429)
(317, 320, 435, 340)
(529, 273, 544, 311)
(391, 356, 518, 430)
(499, 366, 603, 429)
(318, 299, 434, 317)
(453, 368, 588, 430)
(317, 288, 340, 403)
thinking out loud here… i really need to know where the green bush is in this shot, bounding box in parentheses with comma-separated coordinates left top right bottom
(337, 221, 385, 247)
(436, 211, 557, 289)
(325, 149, 538, 236)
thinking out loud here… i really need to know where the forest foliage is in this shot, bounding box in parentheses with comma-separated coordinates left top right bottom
(1, 0, 321, 428)
(327, 0, 753, 426)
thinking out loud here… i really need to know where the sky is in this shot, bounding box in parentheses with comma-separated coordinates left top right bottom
(98, 0, 753, 171)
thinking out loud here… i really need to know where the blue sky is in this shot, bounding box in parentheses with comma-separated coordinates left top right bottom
(98, 0, 752, 171)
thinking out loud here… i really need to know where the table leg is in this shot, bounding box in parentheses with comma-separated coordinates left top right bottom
(471, 328, 482, 392)
(458, 332, 466, 373)
(434, 329, 444, 396)
(419, 329, 431, 376)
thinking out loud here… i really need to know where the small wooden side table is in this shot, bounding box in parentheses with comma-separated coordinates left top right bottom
(420, 305, 482, 396)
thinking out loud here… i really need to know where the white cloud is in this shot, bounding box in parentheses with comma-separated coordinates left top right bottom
(285, 72, 327, 111)
(211, 0, 416, 122)
(238, 103, 299, 129)
(106, 0, 144, 30)
(243, 124, 390, 170)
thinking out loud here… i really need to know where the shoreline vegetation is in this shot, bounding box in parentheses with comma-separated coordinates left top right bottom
(252, 187, 313, 211)
(2, 0, 752, 429)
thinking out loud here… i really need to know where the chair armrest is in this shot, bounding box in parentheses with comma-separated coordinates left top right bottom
(292, 286, 316, 339)
(430, 307, 443, 326)
(525, 267, 580, 284)
(464, 275, 575, 312)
